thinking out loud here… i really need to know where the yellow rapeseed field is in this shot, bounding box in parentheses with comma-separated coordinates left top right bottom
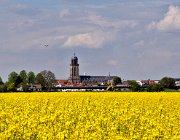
(0, 92, 180, 139)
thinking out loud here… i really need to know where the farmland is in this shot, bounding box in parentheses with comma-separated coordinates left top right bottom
(0, 92, 180, 139)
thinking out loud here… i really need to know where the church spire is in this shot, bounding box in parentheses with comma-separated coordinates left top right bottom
(68, 53, 80, 84)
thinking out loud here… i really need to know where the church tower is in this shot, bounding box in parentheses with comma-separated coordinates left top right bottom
(68, 53, 80, 84)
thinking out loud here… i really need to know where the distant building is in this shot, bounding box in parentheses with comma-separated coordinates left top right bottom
(17, 84, 42, 92)
(28, 84, 42, 91)
(67, 54, 117, 85)
(68, 53, 80, 84)
(136, 80, 159, 86)
(174, 78, 180, 86)
(55, 80, 68, 87)
(80, 75, 116, 85)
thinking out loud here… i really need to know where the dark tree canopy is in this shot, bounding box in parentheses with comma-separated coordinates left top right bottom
(35, 73, 46, 88)
(19, 70, 27, 83)
(6, 82, 16, 92)
(112, 76, 122, 86)
(15, 76, 23, 87)
(7, 72, 23, 91)
(0, 77, 5, 92)
(128, 80, 142, 92)
(0, 77, 3, 85)
(159, 77, 175, 89)
(18, 70, 29, 91)
(147, 84, 164, 92)
(8, 71, 18, 83)
(28, 71, 35, 84)
(40, 70, 56, 90)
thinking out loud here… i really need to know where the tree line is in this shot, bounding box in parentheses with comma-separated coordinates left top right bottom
(0, 72, 178, 92)
(128, 77, 177, 92)
(0, 70, 56, 92)
(110, 76, 177, 92)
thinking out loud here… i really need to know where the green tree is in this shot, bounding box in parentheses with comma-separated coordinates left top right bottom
(6, 82, 16, 92)
(19, 82, 28, 92)
(0, 85, 3, 92)
(128, 80, 142, 92)
(35, 73, 46, 89)
(15, 76, 23, 87)
(112, 76, 122, 87)
(7, 72, 23, 91)
(159, 77, 175, 89)
(40, 70, 56, 90)
(0, 77, 4, 92)
(0, 76, 3, 85)
(19, 70, 29, 91)
(8, 71, 18, 83)
(19, 70, 27, 83)
(147, 84, 164, 92)
(28, 71, 35, 84)
(0, 82, 7, 92)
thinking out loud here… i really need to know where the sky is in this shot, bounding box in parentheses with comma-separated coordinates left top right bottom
(0, 0, 180, 81)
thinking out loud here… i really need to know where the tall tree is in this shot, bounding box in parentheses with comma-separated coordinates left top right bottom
(15, 76, 23, 87)
(0, 85, 4, 92)
(28, 71, 35, 84)
(8, 71, 18, 83)
(19, 70, 28, 91)
(19, 70, 27, 83)
(0, 76, 3, 85)
(35, 73, 46, 89)
(7, 71, 22, 90)
(112, 76, 122, 87)
(159, 77, 175, 89)
(40, 70, 56, 90)
(0, 77, 5, 92)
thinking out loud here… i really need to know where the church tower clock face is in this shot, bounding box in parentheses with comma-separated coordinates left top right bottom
(68, 53, 80, 84)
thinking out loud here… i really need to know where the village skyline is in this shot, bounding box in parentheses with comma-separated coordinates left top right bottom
(0, 0, 180, 81)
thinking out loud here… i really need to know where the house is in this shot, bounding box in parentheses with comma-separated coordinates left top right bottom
(28, 84, 42, 91)
(80, 75, 116, 86)
(136, 80, 159, 86)
(55, 80, 68, 87)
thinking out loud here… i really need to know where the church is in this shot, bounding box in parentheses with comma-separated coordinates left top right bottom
(68, 54, 116, 85)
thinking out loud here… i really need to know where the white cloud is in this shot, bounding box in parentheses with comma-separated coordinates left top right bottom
(148, 5, 180, 31)
(63, 30, 114, 48)
(59, 9, 70, 18)
(87, 14, 137, 29)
